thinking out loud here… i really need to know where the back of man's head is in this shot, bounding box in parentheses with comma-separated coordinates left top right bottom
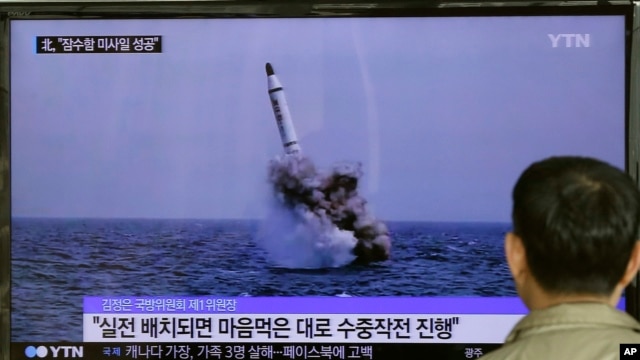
(512, 156, 640, 296)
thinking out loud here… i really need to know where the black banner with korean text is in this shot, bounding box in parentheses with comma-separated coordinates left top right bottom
(11, 342, 501, 360)
(36, 36, 162, 53)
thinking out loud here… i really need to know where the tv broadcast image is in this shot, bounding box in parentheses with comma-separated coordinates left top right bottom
(1, 2, 637, 359)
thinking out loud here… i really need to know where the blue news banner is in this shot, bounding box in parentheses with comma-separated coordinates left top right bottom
(13, 297, 532, 359)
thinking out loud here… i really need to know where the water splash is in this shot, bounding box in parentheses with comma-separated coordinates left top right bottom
(257, 154, 391, 268)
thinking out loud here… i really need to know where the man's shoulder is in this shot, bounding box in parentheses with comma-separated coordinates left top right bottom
(480, 327, 640, 360)
(479, 303, 640, 360)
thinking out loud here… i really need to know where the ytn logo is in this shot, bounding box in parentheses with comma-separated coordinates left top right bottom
(548, 34, 591, 48)
(24, 346, 84, 358)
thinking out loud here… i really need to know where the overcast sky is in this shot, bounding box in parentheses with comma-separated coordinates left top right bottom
(10, 15, 626, 222)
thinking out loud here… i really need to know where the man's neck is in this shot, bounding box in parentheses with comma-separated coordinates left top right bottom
(528, 292, 617, 310)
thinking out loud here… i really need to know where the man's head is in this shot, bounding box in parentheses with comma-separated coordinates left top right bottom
(507, 156, 640, 308)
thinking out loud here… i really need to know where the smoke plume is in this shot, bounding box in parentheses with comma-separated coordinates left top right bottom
(258, 154, 391, 268)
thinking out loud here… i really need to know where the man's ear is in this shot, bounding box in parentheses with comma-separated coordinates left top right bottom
(505, 232, 527, 282)
(619, 241, 640, 288)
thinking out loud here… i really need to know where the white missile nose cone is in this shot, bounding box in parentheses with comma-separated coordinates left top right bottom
(266, 63, 302, 156)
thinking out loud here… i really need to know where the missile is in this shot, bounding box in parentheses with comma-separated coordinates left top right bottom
(266, 62, 302, 155)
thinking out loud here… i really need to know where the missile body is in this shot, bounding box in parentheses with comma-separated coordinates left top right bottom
(266, 63, 302, 155)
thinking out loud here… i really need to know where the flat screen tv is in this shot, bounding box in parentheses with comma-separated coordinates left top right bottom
(1, 1, 638, 359)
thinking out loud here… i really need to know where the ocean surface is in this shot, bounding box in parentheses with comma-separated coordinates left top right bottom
(11, 218, 516, 341)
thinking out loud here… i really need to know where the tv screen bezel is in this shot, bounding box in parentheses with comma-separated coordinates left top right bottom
(0, 1, 636, 359)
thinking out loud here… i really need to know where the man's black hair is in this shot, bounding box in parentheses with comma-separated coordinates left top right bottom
(512, 156, 640, 295)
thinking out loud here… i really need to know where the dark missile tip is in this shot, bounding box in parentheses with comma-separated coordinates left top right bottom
(265, 62, 274, 76)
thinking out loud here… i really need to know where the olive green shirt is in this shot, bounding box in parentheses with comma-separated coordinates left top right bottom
(480, 302, 640, 360)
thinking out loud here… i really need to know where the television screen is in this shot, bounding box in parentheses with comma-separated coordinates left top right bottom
(1, 2, 634, 359)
